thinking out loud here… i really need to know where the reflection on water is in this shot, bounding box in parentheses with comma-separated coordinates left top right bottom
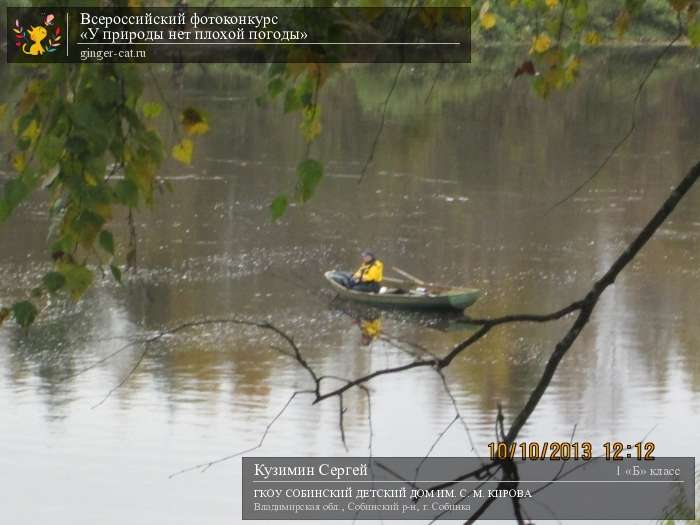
(1, 50, 700, 524)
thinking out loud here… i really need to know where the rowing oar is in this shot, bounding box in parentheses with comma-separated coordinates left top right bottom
(382, 276, 409, 284)
(390, 267, 453, 289)
(392, 266, 426, 285)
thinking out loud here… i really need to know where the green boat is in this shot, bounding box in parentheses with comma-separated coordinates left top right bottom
(324, 271, 480, 311)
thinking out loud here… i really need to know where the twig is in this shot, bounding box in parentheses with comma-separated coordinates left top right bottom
(169, 390, 314, 478)
(357, 63, 404, 184)
(414, 414, 459, 480)
(437, 369, 481, 457)
(545, 24, 683, 213)
(338, 394, 349, 452)
(424, 64, 444, 104)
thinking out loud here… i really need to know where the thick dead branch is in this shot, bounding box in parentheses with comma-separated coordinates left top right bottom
(505, 160, 700, 444)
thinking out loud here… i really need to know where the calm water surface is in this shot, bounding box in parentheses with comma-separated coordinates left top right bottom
(1, 51, 699, 524)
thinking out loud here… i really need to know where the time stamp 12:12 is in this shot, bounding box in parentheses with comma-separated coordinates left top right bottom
(488, 441, 657, 461)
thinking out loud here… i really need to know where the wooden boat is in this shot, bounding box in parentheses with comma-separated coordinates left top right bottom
(324, 271, 480, 311)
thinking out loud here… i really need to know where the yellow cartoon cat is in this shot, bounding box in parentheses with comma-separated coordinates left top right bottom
(23, 25, 48, 56)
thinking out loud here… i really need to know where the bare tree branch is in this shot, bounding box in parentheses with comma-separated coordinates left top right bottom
(506, 160, 699, 443)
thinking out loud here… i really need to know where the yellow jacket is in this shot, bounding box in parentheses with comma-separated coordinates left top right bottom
(353, 260, 383, 283)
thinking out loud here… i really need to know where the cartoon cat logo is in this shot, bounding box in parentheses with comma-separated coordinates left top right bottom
(13, 14, 62, 56)
(24, 25, 48, 55)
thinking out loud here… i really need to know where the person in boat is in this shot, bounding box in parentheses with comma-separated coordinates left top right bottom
(351, 251, 384, 293)
(330, 251, 384, 293)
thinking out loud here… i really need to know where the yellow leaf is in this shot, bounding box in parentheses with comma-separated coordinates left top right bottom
(583, 31, 601, 45)
(21, 119, 41, 142)
(84, 174, 98, 186)
(0, 104, 6, 120)
(480, 12, 497, 30)
(479, 2, 497, 30)
(12, 152, 26, 172)
(530, 33, 552, 54)
(545, 0, 559, 8)
(564, 56, 581, 83)
(181, 107, 209, 136)
(300, 105, 322, 142)
(171, 138, 193, 165)
(186, 121, 209, 136)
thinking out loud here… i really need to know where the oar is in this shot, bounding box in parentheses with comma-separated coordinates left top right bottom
(391, 267, 454, 289)
(382, 276, 409, 284)
(392, 266, 426, 286)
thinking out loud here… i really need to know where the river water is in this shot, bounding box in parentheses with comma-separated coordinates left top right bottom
(1, 50, 699, 524)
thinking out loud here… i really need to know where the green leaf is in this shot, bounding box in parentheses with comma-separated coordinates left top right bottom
(0, 177, 31, 222)
(270, 194, 289, 221)
(268, 62, 286, 77)
(12, 301, 38, 328)
(255, 94, 269, 108)
(69, 103, 102, 131)
(124, 156, 157, 206)
(284, 88, 303, 113)
(110, 264, 122, 283)
(92, 77, 121, 107)
(42, 271, 66, 293)
(267, 77, 285, 98)
(296, 159, 323, 202)
(142, 102, 163, 118)
(114, 179, 139, 207)
(58, 262, 94, 301)
(573, 1, 589, 28)
(99, 230, 115, 255)
(689, 21, 700, 47)
(73, 210, 106, 247)
(532, 76, 550, 98)
(625, 0, 646, 15)
(298, 78, 314, 107)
